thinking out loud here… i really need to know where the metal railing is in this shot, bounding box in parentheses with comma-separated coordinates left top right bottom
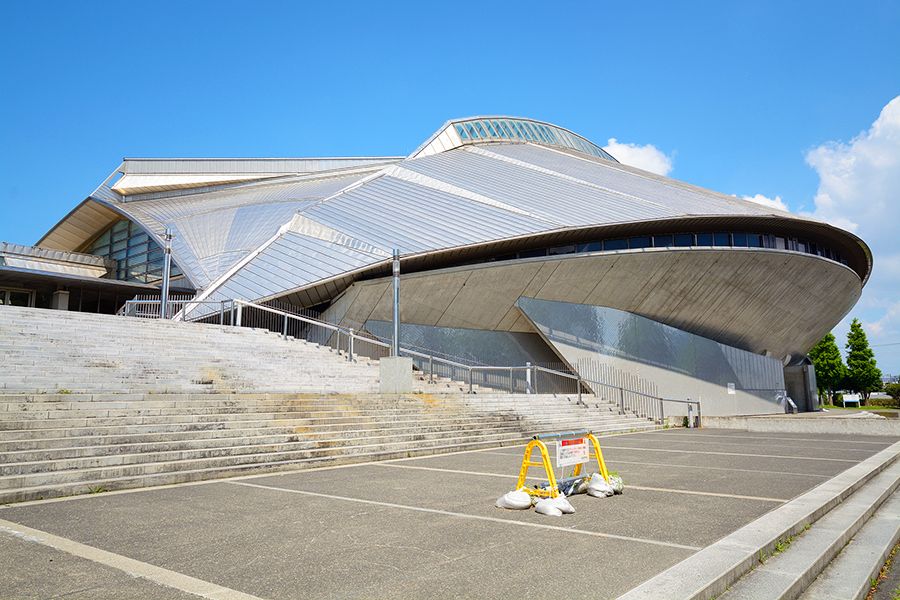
(120, 296, 700, 424)
(120, 297, 236, 323)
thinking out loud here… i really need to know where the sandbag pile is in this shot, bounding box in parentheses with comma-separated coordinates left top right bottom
(494, 473, 624, 517)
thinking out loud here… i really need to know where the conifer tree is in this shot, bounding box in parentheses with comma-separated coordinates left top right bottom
(808, 333, 846, 404)
(845, 318, 882, 401)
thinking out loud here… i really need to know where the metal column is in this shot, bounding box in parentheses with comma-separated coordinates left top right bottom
(391, 248, 400, 357)
(160, 228, 174, 319)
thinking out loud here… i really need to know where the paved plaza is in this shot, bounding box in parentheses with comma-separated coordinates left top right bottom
(1, 428, 896, 599)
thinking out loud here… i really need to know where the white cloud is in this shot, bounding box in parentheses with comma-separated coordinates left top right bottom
(806, 96, 900, 372)
(603, 138, 673, 176)
(741, 193, 790, 212)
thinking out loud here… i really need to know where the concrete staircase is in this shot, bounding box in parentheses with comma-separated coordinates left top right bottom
(618, 439, 900, 600)
(0, 391, 658, 504)
(0, 306, 659, 504)
(0, 305, 384, 394)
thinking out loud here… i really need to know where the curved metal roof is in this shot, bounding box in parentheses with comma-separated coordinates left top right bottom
(36, 117, 872, 314)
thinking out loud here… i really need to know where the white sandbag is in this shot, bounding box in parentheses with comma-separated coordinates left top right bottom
(534, 499, 563, 516)
(548, 495, 575, 514)
(609, 474, 624, 494)
(587, 473, 614, 497)
(495, 489, 532, 510)
(587, 486, 611, 498)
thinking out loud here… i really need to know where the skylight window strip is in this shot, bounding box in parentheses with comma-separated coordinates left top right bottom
(521, 122, 539, 141)
(484, 120, 499, 138)
(455, 124, 469, 140)
(465, 122, 480, 139)
(514, 121, 534, 141)
(498, 120, 516, 138)
(473, 121, 488, 138)
(491, 120, 509, 139)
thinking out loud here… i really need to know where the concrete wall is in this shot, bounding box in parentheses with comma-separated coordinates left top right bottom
(516, 298, 787, 417)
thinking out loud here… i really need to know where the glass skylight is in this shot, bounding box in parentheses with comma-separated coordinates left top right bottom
(454, 118, 614, 160)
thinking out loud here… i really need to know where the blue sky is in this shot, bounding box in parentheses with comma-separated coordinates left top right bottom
(1, 1, 899, 371)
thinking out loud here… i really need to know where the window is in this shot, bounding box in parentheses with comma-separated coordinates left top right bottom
(731, 233, 748, 247)
(577, 241, 602, 252)
(448, 118, 617, 161)
(696, 233, 714, 246)
(548, 245, 575, 255)
(603, 239, 627, 250)
(713, 232, 731, 246)
(628, 236, 651, 249)
(674, 233, 694, 247)
(747, 234, 763, 248)
(518, 248, 547, 259)
(87, 219, 182, 284)
(653, 234, 674, 247)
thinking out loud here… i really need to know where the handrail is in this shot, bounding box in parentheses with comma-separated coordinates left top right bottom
(168, 297, 698, 422)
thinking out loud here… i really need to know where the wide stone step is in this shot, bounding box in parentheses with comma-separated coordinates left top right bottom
(0, 414, 650, 455)
(0, 424, 541, 476)
(0, 435, 530, 505)
(798, 490, 900, 600)
(617, 441, 900, 600)
(0, 412, 643, 444)
(719, 460, 900, 600)
(0, 415, 650, 465)
(0, 430, 541, 490)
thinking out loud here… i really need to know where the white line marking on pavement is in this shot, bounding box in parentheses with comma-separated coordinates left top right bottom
(599, 446, 860, 462)
(226, 480, 701, 551)
(371, 463, 787, 503)
(615, 437, 880, 453)
(480, 447, 858, 463)
(472, 451, 835, 478)
(0, 519, 264, 600)
(646, 432, 892, 445)
(595, 460, 832, 479)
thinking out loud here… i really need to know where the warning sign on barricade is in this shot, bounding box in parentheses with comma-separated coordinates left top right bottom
(556, 437, 589, 467)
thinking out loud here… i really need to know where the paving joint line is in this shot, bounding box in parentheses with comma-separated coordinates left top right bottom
(225, 480, 702, 551)
(0, 519, 263, 600)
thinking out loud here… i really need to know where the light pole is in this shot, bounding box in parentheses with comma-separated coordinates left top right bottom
(160, 228, 173, 319)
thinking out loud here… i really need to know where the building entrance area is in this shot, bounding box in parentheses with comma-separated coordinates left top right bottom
(0, 287, 34, 307)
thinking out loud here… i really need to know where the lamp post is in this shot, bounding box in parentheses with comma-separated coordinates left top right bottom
(160, 228, 173, 319)
(392, 248, 400, 357)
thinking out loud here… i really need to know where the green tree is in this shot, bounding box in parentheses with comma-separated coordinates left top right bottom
(845, 318, 883, 401)
(884, 383, 900, 409)
(808, 333, 846, 404)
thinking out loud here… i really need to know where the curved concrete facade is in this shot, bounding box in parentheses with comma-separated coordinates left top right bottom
(323, 247, 862, 360)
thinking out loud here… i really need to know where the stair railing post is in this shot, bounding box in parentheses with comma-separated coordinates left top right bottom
(348, 329, 354, 362)
(525, 362, 532, 394)
(219, 301, 225, 325)
(687, 402, 694, 429)
(235, 303, 242, 327)
(577, 377, 582, 404)
(509, 367, 514, 393)
(282, 314, 288, 339)
(658, 398, 664, 424)
(468, 368, 473, 394)
(618, 387, 625, 415)
(429, 355, 434, 383)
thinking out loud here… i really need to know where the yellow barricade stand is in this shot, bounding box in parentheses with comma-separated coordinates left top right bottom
(515, 430, 610, 498)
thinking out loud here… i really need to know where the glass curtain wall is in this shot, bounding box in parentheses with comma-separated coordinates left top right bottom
(86, 219, 182, 284)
